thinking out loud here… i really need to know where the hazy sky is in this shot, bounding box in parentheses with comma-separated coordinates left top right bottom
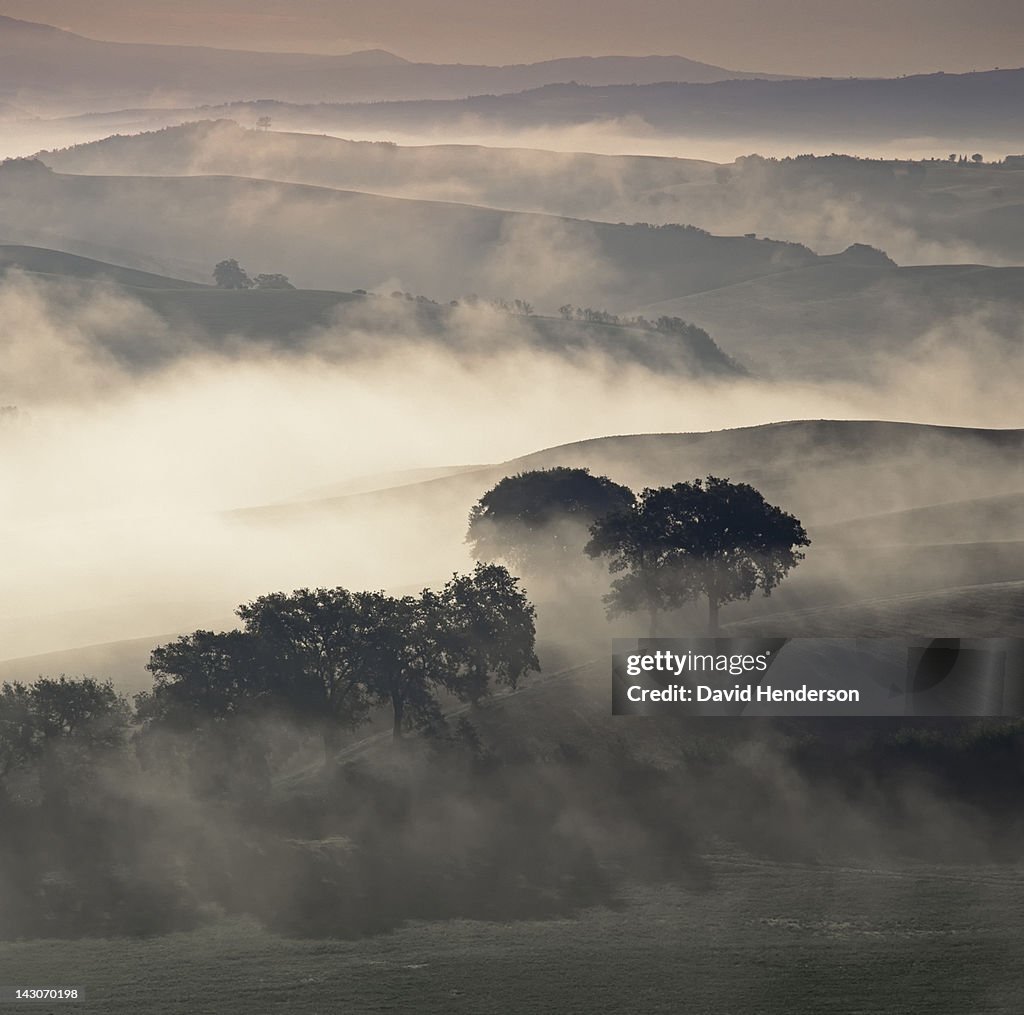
(2, 0, 1023, 76)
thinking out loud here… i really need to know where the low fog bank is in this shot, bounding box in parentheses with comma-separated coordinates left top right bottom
(1, 266, 1022, 661)
(10, 106, 1022, 166)
(0, 268, 741, 380)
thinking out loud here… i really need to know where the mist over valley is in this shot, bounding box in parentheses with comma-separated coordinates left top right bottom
(2, 11, 1024, 1012)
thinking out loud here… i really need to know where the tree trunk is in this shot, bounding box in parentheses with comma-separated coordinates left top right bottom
(708, 596, 720, 636)
(391, 693, 405, 741)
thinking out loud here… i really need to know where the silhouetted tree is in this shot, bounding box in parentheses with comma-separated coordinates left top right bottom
(467, 468, 635, 580)
(971, 153, 984, 164)
(435, 563, 540, 703)
(0, 677, 132, 805)
(583, 494, 695, 636)
(142, 629, 265, 729)
(212, 258, 252, 289)
(357, 591, 442, 740)
(587, 477, 810, 635)
(362, 565, 538, 739)
(256, 116, 272, 131)
(236, 588, 371, 756)
(139, 628, 277, 796)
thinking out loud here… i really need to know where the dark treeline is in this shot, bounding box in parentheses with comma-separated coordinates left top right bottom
(5, 667, 1024, 941)
(141, 562, 538, 748)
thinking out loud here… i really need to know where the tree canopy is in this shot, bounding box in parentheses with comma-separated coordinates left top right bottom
(144, 564, 539, 750)
(0, 676, 132, 803)
(212, 258, 252, 289)
(467, 467, 634, 578)
(586, 476, 810, 634)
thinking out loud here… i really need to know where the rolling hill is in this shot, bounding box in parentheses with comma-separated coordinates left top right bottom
(0, 243, 743, 375)
(230, 419, 1024, 619)
(37, 123, 1024, 269)
(37, 120, 719, 220)
(815, 491, 1024, 546)
(0, 161, 819, 310)
(727, 580, 1024, 638)
(0, 242, 202, 288)
(231, 419, 1024, 611)
(634, 261, 1024, 379)
(178, 70, 1024, 144)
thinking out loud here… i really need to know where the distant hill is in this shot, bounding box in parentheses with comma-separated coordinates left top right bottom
(635, 262, 1024, 379)
(0, 16, 794, 114)
(0, 634, 175, 692)
(38, 120, 719, 217)
(0, 161, 819, 311)
(235, 420, 1024, 537)
(178, 70, 1024, 144)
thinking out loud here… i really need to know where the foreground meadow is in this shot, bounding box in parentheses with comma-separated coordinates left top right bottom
(6, 855, 1024, 1014)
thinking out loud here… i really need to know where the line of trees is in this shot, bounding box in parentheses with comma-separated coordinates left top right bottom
(1, 565, 538, 814)
(139, 563, 538, 752)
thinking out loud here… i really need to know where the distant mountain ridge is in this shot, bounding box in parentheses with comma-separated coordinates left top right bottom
(0, 16, 795, 114)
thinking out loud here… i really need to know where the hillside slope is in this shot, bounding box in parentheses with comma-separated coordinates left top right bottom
(0, 243, 202, 288)
(38, 124, 1024, 266)
(634, 262, 1024, 378)
(0, 244, 742, 375)
(38, 121, 719, 217)
(0, 160, 817, 309)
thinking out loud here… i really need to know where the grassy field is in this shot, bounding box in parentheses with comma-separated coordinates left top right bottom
(4, 855, 1024, 1013)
